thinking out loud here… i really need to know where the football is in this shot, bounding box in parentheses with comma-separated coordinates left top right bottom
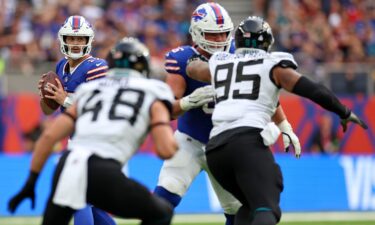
(41, 71, 62, 110)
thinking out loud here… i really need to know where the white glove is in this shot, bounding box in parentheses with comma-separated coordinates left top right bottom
(278, 120, 301, 158)
(179, 85, 215, 111)
(260, 122, 281, 146)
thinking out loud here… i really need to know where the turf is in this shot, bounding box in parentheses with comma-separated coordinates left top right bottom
(114, 222, 375, 225)
(1, 217, 374, 225)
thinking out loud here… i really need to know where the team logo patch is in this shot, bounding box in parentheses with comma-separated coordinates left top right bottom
(192, 8, 207, 22)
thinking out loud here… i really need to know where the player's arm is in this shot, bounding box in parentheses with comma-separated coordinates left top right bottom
(273, 67, 368, 131)
(31, 104, 76, 173)
(186, 60, 211, 83)
(271, 105, 286, 124)
(150, 100, 178, 159)
(166, 74, 187, 118)
(8, 104, 77, 213)
(272, 105, 301, 158)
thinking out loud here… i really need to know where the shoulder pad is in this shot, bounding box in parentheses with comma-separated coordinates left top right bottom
(86, 58, 108, 81)
(153, 80, 175, 115)
(55, 58, 67, 73)
(270, 52, 298, 69)
(165, 46, 195, 75)
(148, 80, 174, 103)
(210, 51, 232, 62)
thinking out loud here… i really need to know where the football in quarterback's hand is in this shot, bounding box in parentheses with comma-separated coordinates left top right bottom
(41, 71, 61, 110)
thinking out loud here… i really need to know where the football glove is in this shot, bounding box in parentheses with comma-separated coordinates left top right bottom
(179, 85, 215, 111)
(278, 120, 301, 158)
(8, 171, 39, 213)
(340, 111, 368, 132)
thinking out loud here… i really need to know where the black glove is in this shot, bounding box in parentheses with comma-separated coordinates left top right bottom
(340, 111, 368, 132)
(8, 171, 39, 213)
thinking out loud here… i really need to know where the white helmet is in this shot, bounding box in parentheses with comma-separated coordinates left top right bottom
(189, 2, 234, 54)
(58, 15, 94, 59)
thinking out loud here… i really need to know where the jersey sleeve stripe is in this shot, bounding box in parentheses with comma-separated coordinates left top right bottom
(165, 59, 178, 64)
(86, 72, 107, 81)
(165, 66, 180, 71)
(87, 66, 108, 74)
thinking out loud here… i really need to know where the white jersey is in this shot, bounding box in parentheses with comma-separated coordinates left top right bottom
(69, 76, 174, 165)
(208, 49, 297, 138)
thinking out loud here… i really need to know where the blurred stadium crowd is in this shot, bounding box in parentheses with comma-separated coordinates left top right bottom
(0, 0, 374, 95)
(0, 0, 204, 77)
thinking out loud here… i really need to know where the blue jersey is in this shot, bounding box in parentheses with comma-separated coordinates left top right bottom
(56, 56, 108, 111)
(165, 44, 235, 144)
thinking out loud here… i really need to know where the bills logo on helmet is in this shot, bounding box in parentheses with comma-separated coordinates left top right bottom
(192, 8, 207, 22)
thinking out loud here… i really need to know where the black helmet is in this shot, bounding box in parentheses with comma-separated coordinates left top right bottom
(107, 37, 150, 77)
(235, 16, 274, 52)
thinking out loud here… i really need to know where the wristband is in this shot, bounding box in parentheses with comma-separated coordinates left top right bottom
(63, 96, 73, 108)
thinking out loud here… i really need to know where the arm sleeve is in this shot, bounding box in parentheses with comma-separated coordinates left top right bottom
(292, 76, 350, 119)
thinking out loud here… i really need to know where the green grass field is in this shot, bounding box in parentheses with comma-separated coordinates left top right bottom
(1, 213, 375, 225)
(1, 220, 375, 225)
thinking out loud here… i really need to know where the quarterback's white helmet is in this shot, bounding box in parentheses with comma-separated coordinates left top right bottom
(189, 2, 233, 54)
(58, 15, 94, 59)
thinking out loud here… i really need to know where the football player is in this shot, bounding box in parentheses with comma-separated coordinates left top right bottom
(8, 37, 177, 225)
(36, 15, 114, 225)
(154, 3, 300, 225)
(38, 15, 107, 115)
(187, 16, 368, 225)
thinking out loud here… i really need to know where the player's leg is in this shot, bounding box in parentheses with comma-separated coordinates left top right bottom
(206, 142, 249, 224)
(74, 206, 94, 225)
(206, 128, 281, 225)
(74, 206, 117, 225)
(42, 197, 75, 225)
(203, 162, 241, 225)
(42, 150, 75, 225)
(154, 131, 204, 207)
(92, 206, 117, 225)
(231, 131, 283, 225)
(251, 211, 277, 225)
(86, 155, 173, 225)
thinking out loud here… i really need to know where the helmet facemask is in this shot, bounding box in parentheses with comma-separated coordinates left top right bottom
(59, 35, 93, 60)
(58, 16, 94, 60)
(189, 3, 234, 55)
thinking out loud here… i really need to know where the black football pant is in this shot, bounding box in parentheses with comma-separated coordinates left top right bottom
(206, 127, 284, 225)
(42, 151, 173, 225)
